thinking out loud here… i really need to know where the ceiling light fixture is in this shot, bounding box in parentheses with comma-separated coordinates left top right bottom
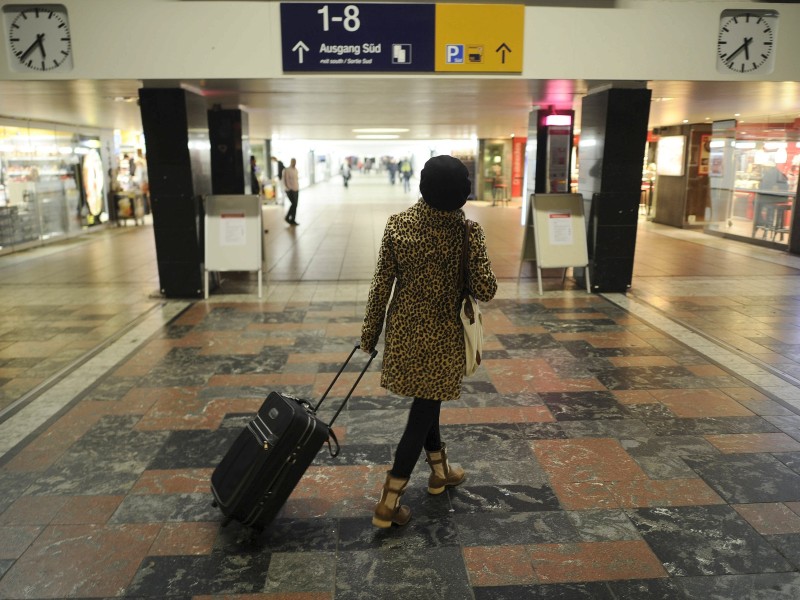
(356, 134, 400, 140)
(352, 128, 409, 134)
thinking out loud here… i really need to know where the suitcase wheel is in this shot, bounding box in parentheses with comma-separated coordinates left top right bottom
(211, 500, 218, 508)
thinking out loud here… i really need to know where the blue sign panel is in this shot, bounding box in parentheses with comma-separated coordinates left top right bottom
(280, 3, 435, 72)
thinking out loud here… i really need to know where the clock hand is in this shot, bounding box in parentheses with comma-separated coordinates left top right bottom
(743, 36, 752, 60)
(36, 33, 46, 59)
(726, 37, 753, 62)
(18, 34, 44, 62)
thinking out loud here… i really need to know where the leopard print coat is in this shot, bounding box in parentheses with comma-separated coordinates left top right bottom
(360, 200, 497, 401)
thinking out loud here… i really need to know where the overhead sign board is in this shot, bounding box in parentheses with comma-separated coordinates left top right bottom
(280, 3, 523, 74)
(435, 4, 524, 73)
(280, 3, 435, 72)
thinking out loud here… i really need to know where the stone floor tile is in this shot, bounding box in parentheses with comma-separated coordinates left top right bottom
(130, 468, 215, 494)
(51, 495, 124, 524)
(606, 478, 726, 508)
(0, 494, 67, 525)
(705, 432, 800, 453)
(126, 551, 272, 597)
(439, 405, 556, 425)
(550, 481, 620, 510)
(676, 573, 800, 599)
(265, 551, 336, 593)
(627, 505, 793, 576)
(565, 509, 642, 542)
(148, 521, 220, 555)
(0, 523, 160, 598)
(539, 391, 629, 421)
(195, 594, 331, 600)
(0, 524, 43, 559)
(280, 465, 379, 520)
(611, 390, 659, 405)
(733, 503, 800, 535)
(473, 582, 615, 599)
(532, 438, 648, 483)
(110, 492, 220, 523)
(457, 510, 579, 546)
(464, 544, 537, 587)
(684, 453, 800, 503)
(593, 365, 703, 390)
(648, 388, 756, 418)
(606, 578, 690, 600)
(529, 540, 668, 583)
(334, 547, 472, 600)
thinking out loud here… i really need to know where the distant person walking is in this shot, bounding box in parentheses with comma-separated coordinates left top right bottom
(250, 155, 261, 196)
(283, 158, 300, 226)
(272, 156, 286, 204)
(341, 162, 352, 188)
(400, 158, 413, 193)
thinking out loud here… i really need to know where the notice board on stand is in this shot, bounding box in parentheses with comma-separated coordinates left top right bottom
(530, 193, 590, 295)
(204, 195, 264, 298)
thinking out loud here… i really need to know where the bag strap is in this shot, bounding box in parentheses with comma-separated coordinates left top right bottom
(460, 220, 476, 322)
(460, 220, 473, 298)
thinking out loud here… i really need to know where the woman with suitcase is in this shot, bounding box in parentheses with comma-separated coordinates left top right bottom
(360, 155, 498, 528)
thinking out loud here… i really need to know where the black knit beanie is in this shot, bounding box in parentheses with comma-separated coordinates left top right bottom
(419, 155, 471, 211)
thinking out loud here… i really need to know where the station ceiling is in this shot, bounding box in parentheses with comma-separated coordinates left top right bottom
(0, 77, 798, 140)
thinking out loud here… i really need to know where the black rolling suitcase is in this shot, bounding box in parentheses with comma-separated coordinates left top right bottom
(210, 344, 377, 530)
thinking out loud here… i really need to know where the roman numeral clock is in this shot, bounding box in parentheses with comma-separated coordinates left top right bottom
(716, 9, 778, 75)
(4, 4, 73, 73)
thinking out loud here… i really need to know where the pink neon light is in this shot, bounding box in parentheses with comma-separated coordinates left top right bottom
(544, 114, 572, 126)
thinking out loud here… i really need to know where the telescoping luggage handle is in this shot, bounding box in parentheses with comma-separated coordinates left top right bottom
(315, 344, 377, 458)
(315, 344, 377, 428)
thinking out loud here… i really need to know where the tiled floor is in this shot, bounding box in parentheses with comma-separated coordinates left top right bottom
(1, 172, 800, 598)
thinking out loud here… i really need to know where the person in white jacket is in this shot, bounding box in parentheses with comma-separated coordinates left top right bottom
(282, 158, 300, 225)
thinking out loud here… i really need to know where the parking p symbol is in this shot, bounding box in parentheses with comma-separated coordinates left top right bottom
(445, 44, 464, 64)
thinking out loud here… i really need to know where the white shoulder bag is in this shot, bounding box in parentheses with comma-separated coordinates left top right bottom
(460, 220, 483, 376)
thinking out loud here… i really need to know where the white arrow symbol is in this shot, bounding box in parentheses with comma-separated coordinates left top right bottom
(293, 41, 309, 64)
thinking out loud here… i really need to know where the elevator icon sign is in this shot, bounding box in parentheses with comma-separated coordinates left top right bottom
(392, 44, 412, 65)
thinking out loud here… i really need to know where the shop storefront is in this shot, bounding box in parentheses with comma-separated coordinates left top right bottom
(706, 117, 800, 249)
(0, 121, 113, 254)
(478, 139, 511, 204)
(111, 130, 150, 225)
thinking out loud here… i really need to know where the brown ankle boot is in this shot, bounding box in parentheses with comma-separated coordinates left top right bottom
(372, 472, 412, 528)
(425, 443, 466, 495)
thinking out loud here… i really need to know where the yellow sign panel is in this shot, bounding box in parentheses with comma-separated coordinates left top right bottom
(435, 4, 524, 73)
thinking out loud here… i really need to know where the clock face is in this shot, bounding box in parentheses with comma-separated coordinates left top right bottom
(4, 5, 73, 72)
(716, 10, 778, 75)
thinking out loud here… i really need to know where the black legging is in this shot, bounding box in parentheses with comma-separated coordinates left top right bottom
(390, 397, 442, 479)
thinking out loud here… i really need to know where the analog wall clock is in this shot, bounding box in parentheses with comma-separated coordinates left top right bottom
(4, 4, 73, 73)
(716, 9, 778, 75)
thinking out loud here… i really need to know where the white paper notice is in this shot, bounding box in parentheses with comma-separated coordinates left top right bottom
(220, 212, 246, 246)
(548, 211, 573, 245)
